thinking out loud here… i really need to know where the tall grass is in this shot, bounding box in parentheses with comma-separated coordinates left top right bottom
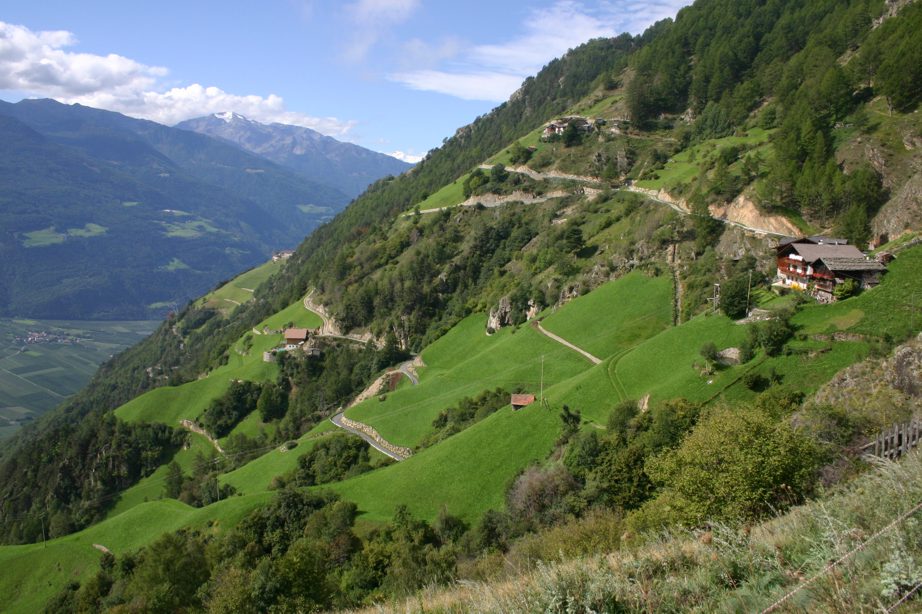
(349, 451, 922, 613)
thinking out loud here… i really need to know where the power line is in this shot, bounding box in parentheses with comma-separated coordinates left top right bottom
(886, 580, 922, 613)
(762, 499, 922, 614)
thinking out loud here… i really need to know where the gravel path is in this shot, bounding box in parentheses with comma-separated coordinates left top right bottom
(532, 320, 602, 365)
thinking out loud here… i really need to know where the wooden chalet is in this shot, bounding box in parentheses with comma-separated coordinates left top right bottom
(775, 236, 886, 302)
(511, 394, 536, 410)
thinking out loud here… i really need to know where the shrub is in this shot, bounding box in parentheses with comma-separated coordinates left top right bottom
(641, 405, 820, 526)
(721, 273, 751, 319)
(743, 371, 768, 391)
(700, 342, 720, 364)
(833, 278, 859, 300)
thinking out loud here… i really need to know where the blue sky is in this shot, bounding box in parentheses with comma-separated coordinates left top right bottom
(0, 1, 688, 161)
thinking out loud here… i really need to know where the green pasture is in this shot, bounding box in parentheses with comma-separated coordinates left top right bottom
(333, 401, 563, 524)
(115, 329, 279, 426)
(160, 219, 220, 238)
(221, 420, 338, 494)
(259, 299, 323, 331)
(66, 223, 108, 238)
(346, 314, 590, 448)
(198, 259, 282, 313)
(485, 125, 546, 166)
(0, 493, 272, 614)
(540, 272, 673, 359)
(408, 173, 470, 213)
(161, 258, 190, 271)
(614, 313, 748, 403)
(105, 434, 216, 519)
(115, 298, 319, 428)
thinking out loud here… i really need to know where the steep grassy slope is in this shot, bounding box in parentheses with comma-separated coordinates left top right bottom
(540, 272, 673, 359)
(115, 300, 320, 426)
(0, 493, 273, 614)
(346, 314, 590, 447)
(196, 259, 283, 314)
(361, 450, 922, 613)
(3, 2, 922, 609)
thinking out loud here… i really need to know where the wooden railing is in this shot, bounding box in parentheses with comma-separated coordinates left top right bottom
(861, 418, 921, 460)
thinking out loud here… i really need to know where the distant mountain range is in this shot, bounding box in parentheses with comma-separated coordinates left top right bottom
(176, 112, 412, 198)
(0, 99, 355, 319)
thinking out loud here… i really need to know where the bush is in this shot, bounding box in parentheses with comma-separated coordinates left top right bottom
(743, 371, 768, 391)
(700, 342, 720, 364)
(641, 405, 820, 526)
(721, 273, 751, 319)
(833, 278, 859, 300)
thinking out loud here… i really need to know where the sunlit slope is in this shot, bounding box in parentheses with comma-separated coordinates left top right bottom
(540, 271, 673, 359)
(196, 259, 282, 314)
(345, 314, 590, 448)
(332, 401, 563, 523)
(0, 493, 272, 614)
(115, 300, 321, 426)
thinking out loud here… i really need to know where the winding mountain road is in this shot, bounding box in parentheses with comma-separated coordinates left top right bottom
(328, 357, 422, 462)
(179, 419, 225, 454)
(330, 412, 408, 461)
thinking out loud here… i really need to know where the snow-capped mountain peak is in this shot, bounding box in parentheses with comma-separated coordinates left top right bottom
(213, 111, 247, 123)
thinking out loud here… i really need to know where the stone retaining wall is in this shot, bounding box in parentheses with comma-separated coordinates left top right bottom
(339, 415, 413, 459)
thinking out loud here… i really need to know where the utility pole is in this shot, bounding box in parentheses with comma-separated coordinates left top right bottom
(909, 292, 916, 334)
(746, 270, 753, 315)
(40, 511, 46, 548)
(539, 355, 545, 403)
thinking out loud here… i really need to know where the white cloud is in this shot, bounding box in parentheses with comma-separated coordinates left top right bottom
(0, 20, 356, 137)
(387, 150, 423, 163)
(342, 0, 421, 62)
(390, 70, 524, 102)
(388, 0, 689, 102)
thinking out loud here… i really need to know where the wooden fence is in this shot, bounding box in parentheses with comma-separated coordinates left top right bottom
(861, 418, 921, 460)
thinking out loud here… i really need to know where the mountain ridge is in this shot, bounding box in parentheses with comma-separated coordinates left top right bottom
(176, 111, 413, 197)
(0, 98, 351, 319)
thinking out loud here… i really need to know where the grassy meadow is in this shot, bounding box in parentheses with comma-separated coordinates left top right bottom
(115, 299, 319, 427)
(197, 259, 283, 314)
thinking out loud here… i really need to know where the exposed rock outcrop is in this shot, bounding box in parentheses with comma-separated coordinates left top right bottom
(709, 193, 801, 237)
(872, 173, 922, 239)
(487, 296, 514, 333)
(810, 333, 922, 431)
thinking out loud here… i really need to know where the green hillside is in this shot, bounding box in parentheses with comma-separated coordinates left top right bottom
(540, 272, 673, 359)
(2, 0, 922, 610)
(196, 259, 283, 314)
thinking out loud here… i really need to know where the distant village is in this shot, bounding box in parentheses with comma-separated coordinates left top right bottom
(14, 330, 83, 346)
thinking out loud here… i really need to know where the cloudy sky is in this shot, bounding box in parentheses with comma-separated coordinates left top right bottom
(1, 1, 689, 162)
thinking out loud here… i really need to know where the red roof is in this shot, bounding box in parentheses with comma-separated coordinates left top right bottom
(283, 328, 309, 342)
(511, 394, 536, 407)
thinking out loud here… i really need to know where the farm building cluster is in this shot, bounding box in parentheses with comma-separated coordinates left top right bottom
(263, 327, 322, 362)
(773, 236, 889, 302)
